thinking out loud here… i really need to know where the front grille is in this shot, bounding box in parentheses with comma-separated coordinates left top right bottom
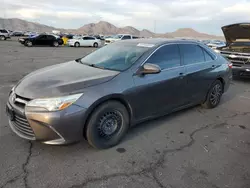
(8, 93, 35, 139)
(12, 113, 35, 138)
(220, 51, 250, 67)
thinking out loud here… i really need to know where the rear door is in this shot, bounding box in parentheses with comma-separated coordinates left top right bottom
(82, 37, 92, 46)
(87, 37, 96, 46)
(178, 43, 216, 103)
(132, 44, 188, 119)
(46, 35, 56, 46)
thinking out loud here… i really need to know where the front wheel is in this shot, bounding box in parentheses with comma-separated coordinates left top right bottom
(25, 40, 33, 47)
(202, 80, 223, 109)
(86, 101, 129, 149)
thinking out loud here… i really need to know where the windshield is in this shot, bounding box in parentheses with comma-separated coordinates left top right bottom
(113, 35, 123, 39)
(80, 43, 150, 71)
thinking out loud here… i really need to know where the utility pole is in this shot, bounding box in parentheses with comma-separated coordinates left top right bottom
(3, 0, 6, 28)
(154, 20, 156, 33)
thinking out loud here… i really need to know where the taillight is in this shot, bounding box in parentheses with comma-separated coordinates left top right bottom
(228, 62, 233, 68)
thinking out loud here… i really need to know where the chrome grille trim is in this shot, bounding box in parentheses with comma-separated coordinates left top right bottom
(220, 51, 250, 66)
(12, 113, 35, 138)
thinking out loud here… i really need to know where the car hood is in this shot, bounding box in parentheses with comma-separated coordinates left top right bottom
(15, 61, 119, 99)
(222, 23, 250, 45)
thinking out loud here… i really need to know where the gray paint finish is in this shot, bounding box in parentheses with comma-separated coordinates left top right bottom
(6, 39, 232, 144)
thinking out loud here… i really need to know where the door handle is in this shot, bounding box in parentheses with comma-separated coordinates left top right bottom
(212, 65, 215, 68)
(179, 72, 185, 79)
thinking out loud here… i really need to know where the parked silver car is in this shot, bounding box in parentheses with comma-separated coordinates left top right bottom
(0, 29, 11, 40)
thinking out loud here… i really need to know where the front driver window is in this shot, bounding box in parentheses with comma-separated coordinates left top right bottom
(146, 44, 181, 69)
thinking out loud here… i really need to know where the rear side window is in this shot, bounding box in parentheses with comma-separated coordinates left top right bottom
(179, 44, 205, 65)
(146, 44, 181, 69)
(203, 49, 214, 61)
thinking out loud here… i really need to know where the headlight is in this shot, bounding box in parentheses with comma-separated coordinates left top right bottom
(26, 93, 83, 111)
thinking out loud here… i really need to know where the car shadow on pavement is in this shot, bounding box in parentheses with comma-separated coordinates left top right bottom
(123, 107, 194, 143)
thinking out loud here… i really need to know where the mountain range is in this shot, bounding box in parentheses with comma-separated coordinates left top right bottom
(0, 18, 224, 39)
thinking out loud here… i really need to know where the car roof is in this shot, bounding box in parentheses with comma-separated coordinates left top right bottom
(115, 38, 201, 46)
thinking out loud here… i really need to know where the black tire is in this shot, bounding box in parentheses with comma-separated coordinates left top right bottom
(25, 40, 32, 47)
(74, 42, 80, 47)
(93, 42, 98, 48)
(0, 36, 6, 40)
(202, 80, 223, 109)
(53, 41, 59, 47)
(86, 101, 129, 149)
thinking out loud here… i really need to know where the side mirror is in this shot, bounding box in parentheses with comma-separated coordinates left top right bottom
(137, 63, 161, 75)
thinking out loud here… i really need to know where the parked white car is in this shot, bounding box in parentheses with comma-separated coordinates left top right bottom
(68, 36, 101, 47)
(104, 34, 134, 45)
(207, 41, 226, 49)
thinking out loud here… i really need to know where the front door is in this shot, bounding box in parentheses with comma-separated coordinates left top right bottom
(131, 44, 188, 120)
(35, 35, 47, 45)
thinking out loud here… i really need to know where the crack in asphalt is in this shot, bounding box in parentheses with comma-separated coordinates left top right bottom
(68, 124, 212, 188)
(23, 141, 33, 188)
(0, 141, 33, 188)
(0, 174, 22, 188)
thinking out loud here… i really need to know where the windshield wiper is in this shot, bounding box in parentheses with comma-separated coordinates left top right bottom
(80, 62, 105, 69)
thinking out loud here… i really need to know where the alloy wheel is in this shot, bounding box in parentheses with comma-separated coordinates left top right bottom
(210, 84, 222, 106)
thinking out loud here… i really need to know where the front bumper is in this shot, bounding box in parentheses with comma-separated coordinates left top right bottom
(6, 94, 88, 145)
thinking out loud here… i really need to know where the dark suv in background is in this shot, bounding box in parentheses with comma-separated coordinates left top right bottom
(6, 39, 232, 149)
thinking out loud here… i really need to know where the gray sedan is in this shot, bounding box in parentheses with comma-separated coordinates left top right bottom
(6, 39, 232, 149)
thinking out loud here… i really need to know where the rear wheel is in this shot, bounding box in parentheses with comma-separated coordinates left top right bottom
(74, 42, 80, 47)
(86, 101, 129, 149)
(93, 42, 98, 48)
(25, 40, 33, 47)
(0, 36, 6, 40)
(202, 80, 223, 109)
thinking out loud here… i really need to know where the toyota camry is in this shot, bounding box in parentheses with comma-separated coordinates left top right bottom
(6, 39, 232, 149)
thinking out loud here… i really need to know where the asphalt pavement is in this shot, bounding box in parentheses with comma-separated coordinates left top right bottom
(0, 39, 250, 188)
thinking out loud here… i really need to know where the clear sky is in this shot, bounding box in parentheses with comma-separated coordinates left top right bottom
(1, 0, 250, 35)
